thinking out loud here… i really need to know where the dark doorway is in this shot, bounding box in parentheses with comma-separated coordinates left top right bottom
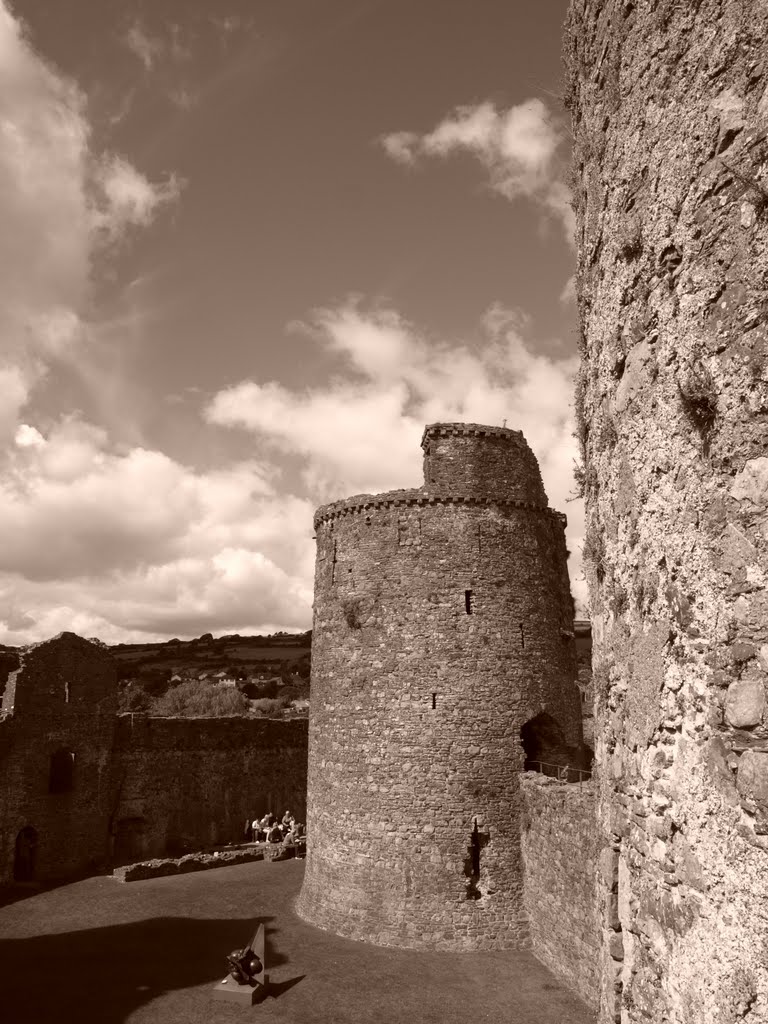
(48, 750, 75, 794)
(520, 712, 570, 773)
(14, 826, 38, 881)
(113, 817, 147, 866)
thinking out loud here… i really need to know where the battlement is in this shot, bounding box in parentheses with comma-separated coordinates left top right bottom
(420, 422, 526, 445)
(313, 488, 564, 529)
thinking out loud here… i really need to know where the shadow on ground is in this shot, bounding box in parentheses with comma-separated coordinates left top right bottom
(0, 860, 594, 1024)
(0, 914, 286, 1023)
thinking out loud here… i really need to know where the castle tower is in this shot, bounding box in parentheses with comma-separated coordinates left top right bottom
(296, 423, 583, 949)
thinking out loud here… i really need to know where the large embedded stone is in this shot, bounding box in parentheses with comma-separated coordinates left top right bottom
(725, 675, 765, 728)
(730, 457, 768, 507)
(613, 341, 651, 414)
(737, 751, 768, 808)
(720, 522, 758, 574)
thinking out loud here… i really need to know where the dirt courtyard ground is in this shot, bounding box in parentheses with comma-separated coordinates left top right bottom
(0, 859, 594, 1024)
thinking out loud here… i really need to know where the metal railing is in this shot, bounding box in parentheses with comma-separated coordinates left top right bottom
(523, 760, 593, 790)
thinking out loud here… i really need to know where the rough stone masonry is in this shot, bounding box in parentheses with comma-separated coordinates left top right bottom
(296, 423, 584, 949)
(0, 633, 307, 883)
(566, 1, 768, 1021)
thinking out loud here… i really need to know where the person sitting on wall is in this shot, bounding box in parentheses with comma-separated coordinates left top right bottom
(289, 822, 306, 857)
(279, 815, 294, 837)
(252, 818, 263, 842)
(281, 810, 293, 829)
(267, 823, 283, 844)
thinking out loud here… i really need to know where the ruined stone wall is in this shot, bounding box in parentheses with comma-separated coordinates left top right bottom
(520, 775, 601, 1011)
(297, 423, 583, 950)
(566, 2, 768, 1020)
(0, 632, 309, 883)
(0, 634, 117, 883)
(113, 715, 307, 861)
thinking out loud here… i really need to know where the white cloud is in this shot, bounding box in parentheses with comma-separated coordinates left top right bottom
(0, 367, 32, 440)
(0, 414, 316, 643)
(380, 131, 419, 165)
(559, 275, 576, 305)
(0, 2, 210, 644)
(123, 21, 164, 70)
(207, 300, 586, 608)
(0, 1, 181, 445)
(14, 423, 45, 448)
(381, 99, 574, 244)
(91, 155, 182, 242)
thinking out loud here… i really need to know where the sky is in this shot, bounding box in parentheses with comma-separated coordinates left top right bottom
(0, 0, 582, 644)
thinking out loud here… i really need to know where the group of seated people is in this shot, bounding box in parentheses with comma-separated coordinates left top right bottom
(244, 810, 305, 845)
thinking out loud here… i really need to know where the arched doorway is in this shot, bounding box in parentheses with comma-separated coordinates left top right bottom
(14, 826, 38, 882)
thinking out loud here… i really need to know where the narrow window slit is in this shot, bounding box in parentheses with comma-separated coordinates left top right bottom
(465, 590, 474, 615)
(520, 623, 525, 649)
(431, 693, 437, 710)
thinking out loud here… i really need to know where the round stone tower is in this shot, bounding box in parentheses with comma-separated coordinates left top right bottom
(296, 423, 582, 950)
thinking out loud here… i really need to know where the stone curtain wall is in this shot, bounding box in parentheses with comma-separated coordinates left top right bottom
(297, 423, 583, 950)
(0, 634, 118, 883)
(113, 716, 307, 861)
(520, 775, 601, 1011)
(566, 2, 768, 1022)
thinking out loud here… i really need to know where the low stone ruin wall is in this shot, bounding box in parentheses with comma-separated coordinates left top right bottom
(520, 773, 602, 1010)
(113, 715, 308, 863)
(112, 840, 304, 882)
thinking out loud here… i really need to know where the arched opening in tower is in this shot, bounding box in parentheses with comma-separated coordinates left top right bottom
(520, 712, 571, 775)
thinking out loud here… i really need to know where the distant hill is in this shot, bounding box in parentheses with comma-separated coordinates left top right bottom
(110, 630, 312, 716)
(0, 631, 312, 717)
(109, 630, 311, 678)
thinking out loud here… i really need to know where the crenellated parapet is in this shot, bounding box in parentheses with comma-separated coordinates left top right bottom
(314, 488, 564, 529)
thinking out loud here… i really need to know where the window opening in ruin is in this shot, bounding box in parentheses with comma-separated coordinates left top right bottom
(48, 749, 75, 794)
(465, 590, 474, 614)
(14, 826, 38, 882)
(520, 713, 573, 775)
(432, 693, 437, 709)
(520, 623, 525, 649)
(463, 817, 490, 900)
